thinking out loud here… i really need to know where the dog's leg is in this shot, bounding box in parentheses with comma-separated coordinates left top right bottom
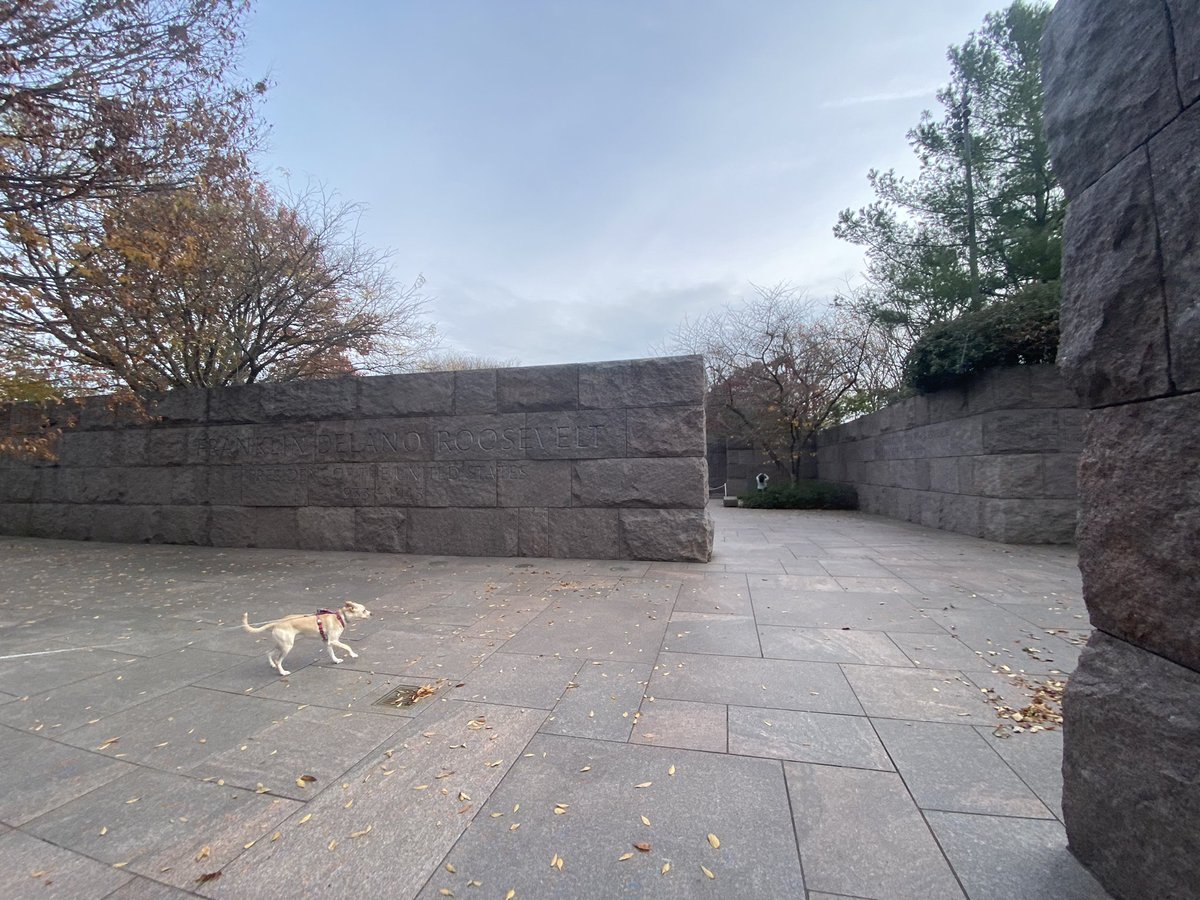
(332, 638, 359, 659)
(326, 640, 343, 664)
(275, 633, 295, 676)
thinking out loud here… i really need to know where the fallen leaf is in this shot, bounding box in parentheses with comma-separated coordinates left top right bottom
(701, 864, 715, 879)
(618, 852, 634, 861)
(667, 765, 675, 776)
(446, 863, 456, 874)
(195, 846, 211, 862)
(509, 823, 520, 831)
(299, 774, 317, 783)
(112, 862, 128, 869)
(707, 833, 720, 849)
(299, 813, 313, 825)
(414, 784, 429, 791)
(254, 784, 269, 794)
(125, 797, 139, 804)
(458, 791, 471, 802)
(328, 839, 337, 851)
(579, 766, 591, 773)
(99, 826, 108, 836)
(640, 815, 650, 826)
(634, 842, 651, 852)
(243, 840, 256, 850)
(271, 832, 281, 842)
(661, 862, 670, 875)
(439, 890, 453, 897)
(549, 853, 559, 869)
(505, 890, 516, 900)
(195, 871, 222, 884)
(634, 781, 652, 788)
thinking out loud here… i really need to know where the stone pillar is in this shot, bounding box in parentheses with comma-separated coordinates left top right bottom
(1042, 2, 1200, 898)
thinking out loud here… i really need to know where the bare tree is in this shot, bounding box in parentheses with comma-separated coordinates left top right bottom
(1, 172, 437, 394)
(667, 283, 891, 482)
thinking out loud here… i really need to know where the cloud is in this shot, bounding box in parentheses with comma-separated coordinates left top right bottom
(820, 85, 940, 109)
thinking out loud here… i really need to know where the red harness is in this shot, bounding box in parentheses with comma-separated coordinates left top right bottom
(315, 608, 346, 642)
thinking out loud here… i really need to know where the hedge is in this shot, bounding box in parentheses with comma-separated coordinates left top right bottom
(903, 282, 1060, 393)
(739, 480, 858, 510)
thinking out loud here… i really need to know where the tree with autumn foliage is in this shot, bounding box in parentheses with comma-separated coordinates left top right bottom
(666, 284, 896, 483)
(0, 0, 438, 399)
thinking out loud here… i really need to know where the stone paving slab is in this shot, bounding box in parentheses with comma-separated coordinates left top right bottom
(0, 505, 1107, 898)
(0, 725, 137, 826)
(418, 733, 806, 900)
(0, 828, 133, 898)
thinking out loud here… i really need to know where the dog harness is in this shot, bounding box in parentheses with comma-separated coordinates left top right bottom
(315, 608, 346, 643)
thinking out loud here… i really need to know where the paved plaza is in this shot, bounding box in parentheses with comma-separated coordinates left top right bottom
(0, 503, 1110, 899)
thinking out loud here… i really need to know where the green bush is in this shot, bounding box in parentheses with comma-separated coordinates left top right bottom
(903, 282, 1060, 393)
(739, 480, 858, 510)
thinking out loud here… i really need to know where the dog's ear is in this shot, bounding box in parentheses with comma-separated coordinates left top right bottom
(343, 601, 354, 609)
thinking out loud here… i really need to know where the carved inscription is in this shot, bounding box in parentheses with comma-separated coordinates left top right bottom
(195, 428, 425, 462)
(436, 424, 604, 454)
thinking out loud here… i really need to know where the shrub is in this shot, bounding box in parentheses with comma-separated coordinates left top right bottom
(739, 480, 858, 510)
(903, 282, 1060, 393)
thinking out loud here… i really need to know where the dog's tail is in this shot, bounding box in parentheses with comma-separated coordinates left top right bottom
(242, 612, 271, 634)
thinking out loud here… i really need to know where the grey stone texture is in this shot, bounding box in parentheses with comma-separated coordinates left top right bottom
(0, 356, 712, 562)
(815, 365, 1081, 543)
(0, 501, 1101, 899)
(1043, 3, 1200, 898)
(1062, 632, 1200, 900)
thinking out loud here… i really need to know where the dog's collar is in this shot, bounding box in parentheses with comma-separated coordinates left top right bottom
(315, 608, 346, 642)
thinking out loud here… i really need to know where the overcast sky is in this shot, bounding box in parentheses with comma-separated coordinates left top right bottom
(241, 0, 1007, 367)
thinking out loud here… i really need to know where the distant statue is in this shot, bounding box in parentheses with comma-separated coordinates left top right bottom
(755, 472, 769, 492)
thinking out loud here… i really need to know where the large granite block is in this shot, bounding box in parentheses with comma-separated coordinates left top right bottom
(619, 508, 713, 562)
(144, 386, 208, 424)
(981, 498, 1077, 544)
(546, 508, 619, 559)
(982, 410, 1062, 454)
(1063, 631, 1200, 900)
(236, 465, 308, 507)
(573, 457, 707, 508)
(91, 505, 153, 544)
(1167, 0, 1200, 104)
(28, 503, 91, 541)
(1058, 150, 1172, 406)
(424, 460, 497, 507)
(1041, 0, 1180, 198)
(626, 404, 705, 457)
(408, 507, 518, 556)
(0, 466, 39, 502)
(354, 507, 408, 552)
(970, 454, 1045, 498)
(56, 430, 126, 467)
(1077, 395, 1200, 670)
(497, 459, 571, 507)
(496, 363, 579, 412)
(201, 423, 315, 465)
(0, 502, 31, 535)
(210, 506, 301, 549)
(579, 355, 705, 408)
(452, 368, 497, 414)
(150, 506, 209, 545)
(1148, 101, 1200, 392)
(357, 371, 453, 418)
(208, 377, 357, 424)
(517, 506, 549, 556)
(297, 506, 356, 550)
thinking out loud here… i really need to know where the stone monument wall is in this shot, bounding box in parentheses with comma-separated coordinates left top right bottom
(0, 357, 713, 562)
(1042, 2, 1200, 897)
(815, 365, 1082, 543)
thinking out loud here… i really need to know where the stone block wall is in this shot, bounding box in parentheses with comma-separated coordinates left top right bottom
(0, 357, 713, 562)
(815, 365, 1081, 543)
(1042, 2, 1200, 897)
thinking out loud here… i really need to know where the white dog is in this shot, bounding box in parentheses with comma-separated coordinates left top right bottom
(241, 601, 372, 676)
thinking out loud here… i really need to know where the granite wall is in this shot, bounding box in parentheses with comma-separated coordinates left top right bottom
(815, 365, 1082, 543)
(1042, 2, 1200, 897)
(0, 357, 714, 562)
